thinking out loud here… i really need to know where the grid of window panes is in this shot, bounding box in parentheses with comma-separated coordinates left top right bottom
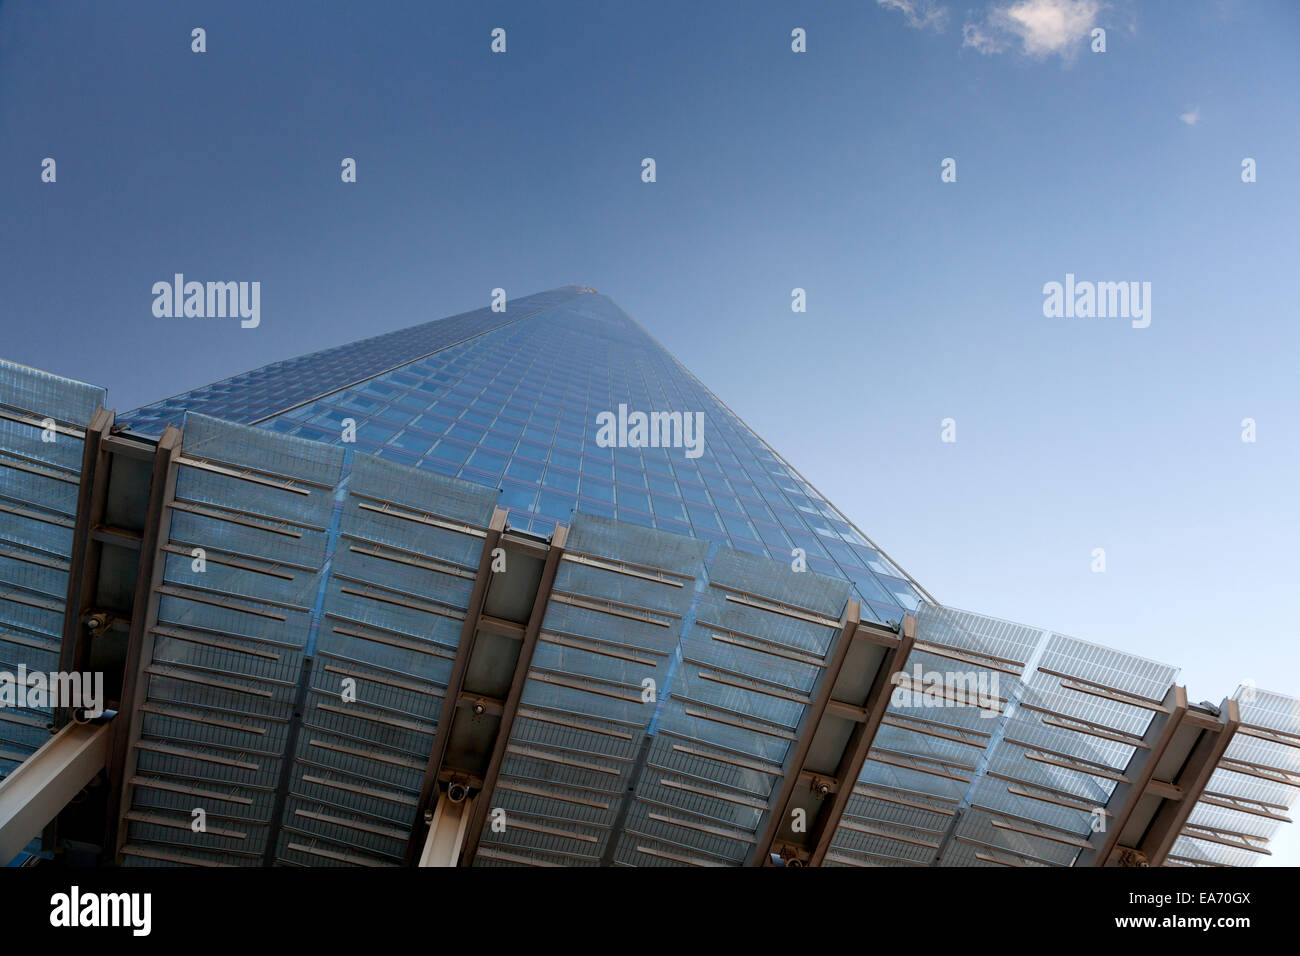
(119, 286, 590, 437)
(243, 291, 924, 624)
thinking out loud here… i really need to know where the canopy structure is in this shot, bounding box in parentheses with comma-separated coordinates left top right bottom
(3, 357, 1295, 868)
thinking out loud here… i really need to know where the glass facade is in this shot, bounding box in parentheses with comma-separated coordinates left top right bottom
(4, 294, 1298, 869)
(124, 288, 928, 626)
(122, 286, 591, 437)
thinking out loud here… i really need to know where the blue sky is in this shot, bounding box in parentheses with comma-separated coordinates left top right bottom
(2, 0, 1298, 864)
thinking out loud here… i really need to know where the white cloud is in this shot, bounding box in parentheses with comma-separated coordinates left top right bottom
(877, 0, 950, 31)
(962, 21, 1005, 54)
(1180, 107, 1201, 126)
(963, 0, 1106, 59)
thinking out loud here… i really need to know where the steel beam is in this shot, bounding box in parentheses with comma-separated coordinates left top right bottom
(750, 600, 861, 866)
(104, 426, 181, 861)
(459, 524, 567, 864)
(749, 607, 916, 866)
(46, 410, 182, 862)
(56, 407, 113, 697)
(406, 507, 507, 861)
(809, 614, 917, 865)
(1142, 698, 1241, 866)
(1076, 684, 1188, 866)
(405, 510, 564, 865)
(0, 721, 112, 864)
(418, 794, 474, 867)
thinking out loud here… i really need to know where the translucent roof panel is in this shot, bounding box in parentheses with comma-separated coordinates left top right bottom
(1167, 686, 1300, 867)
(823, 605, 1184, 868)
(120, 415, 498, 867)
(472, 514, 708, 867)
(0, 360, 106, 864)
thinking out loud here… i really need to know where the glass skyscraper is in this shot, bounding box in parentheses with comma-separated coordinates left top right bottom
(3, 287, 1296, 871)
(124, 286, 930, 627)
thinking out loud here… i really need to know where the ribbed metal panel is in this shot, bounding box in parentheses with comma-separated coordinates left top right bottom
(119, 413, 499, 866)
(473, 513, 706, 867)
(0, 360, 106, 864)
(1169, 686, 1300, 867)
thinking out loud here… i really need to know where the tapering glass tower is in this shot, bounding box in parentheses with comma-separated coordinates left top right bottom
(4, 288, 1295, 871)
(124, 286, 929, 627)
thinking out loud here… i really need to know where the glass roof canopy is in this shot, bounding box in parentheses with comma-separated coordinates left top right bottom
(121, 413, 865, 866)
(0, 361, 107, 863)
(1167, 687, 1300, 867)
(3, 350, 1298, 868)
(832, 606, 1181, 868)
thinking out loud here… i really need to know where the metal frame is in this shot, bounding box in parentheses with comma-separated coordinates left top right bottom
(458, 525, 567, 864)
(1075, 684, 1188, 866)
(404, 511, 567, 866)
(40, 405, 181, 862)
(0, 721, 112, 863)
(809, 615, 918, 865)
(749, 608, 916, 866)
(1141, 698, 1241, 866)
(102, 427, 181, 857)
(56, 408, 113, 694)
(418, 794, 474, 867)
(406, 507, 507, 862)
(96, 435, 186, 865)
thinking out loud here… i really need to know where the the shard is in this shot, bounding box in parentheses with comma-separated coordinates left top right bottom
(2, 287, 1296, 869)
